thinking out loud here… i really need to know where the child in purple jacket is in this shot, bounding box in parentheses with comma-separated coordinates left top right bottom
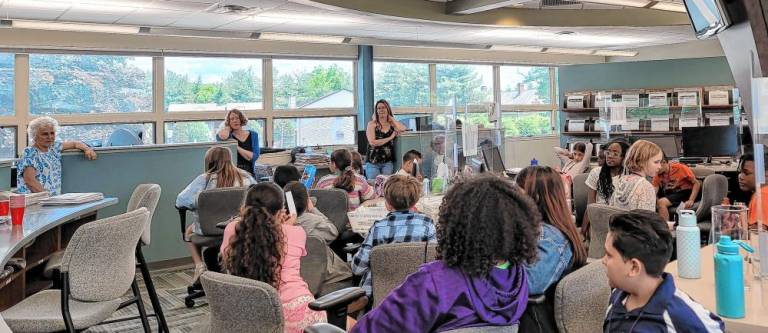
(351, 175, 541, 332)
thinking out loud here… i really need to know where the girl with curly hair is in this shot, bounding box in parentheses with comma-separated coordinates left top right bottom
(220, 183, 326, 333)
(351, 175, 540, 332)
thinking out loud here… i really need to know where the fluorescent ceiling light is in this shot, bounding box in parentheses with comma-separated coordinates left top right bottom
(141, 27, 256, 39)
(489, 45, 544, 52)
(593, 49, 639, 57)
(651, 2, 687, 12)
(258, 32, 347, 44)
(11, 20, 139, 34)
(544, 47, 596, 55)
(581, 0, 651, 7)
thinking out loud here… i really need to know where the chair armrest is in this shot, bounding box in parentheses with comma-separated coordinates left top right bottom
(308, 287, 366, 311)
(303, 323, 346, 333)
(343, 243, 361, 254)
(177, 206, 189, 241)
(216, 219, 232, 229)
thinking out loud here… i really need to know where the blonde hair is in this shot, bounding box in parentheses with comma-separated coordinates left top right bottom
(383, 175, 421, 210)
(623, 140, 662, 174)
(204, 147, 246, 188)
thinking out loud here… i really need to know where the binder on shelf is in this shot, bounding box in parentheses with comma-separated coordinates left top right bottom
(621, 94, 640, 108)
(704, 85, 733, 105)
(675, 88, 700, 107)
(622, 118, 641, 131)
(679, 116, 700, 128)
(650, 117, 670, 132)
(707, 114, 732, 126)
(566, 119, 586, 132)
(594, 91, 613, 108)
(648, 93, 669, 107)
(566, 94, 587, 109)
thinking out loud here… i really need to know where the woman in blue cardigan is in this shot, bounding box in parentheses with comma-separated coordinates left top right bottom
(217, 109, 260, 176)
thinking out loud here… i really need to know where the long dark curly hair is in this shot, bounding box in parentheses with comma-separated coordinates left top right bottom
(223, 183, 285, 288)
(436, 175, 540, 276)
(597, 140, 630, 201)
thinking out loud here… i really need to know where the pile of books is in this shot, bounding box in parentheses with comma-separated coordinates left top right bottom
(295, 153, 330, 168)
(41, 193, 104, 206)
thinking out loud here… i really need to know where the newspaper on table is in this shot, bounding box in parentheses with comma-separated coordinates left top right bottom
(41, 192, 104, 206)
(23, 192, 50, 206)
(348, 206, 390, 234)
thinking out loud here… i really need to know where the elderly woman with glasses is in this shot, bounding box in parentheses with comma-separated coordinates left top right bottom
(16, 116, 97, 196)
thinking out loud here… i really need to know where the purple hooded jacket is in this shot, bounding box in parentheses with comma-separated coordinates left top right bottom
(351, 260, 529, 333)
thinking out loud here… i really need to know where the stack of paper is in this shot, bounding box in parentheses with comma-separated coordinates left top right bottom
(41, 193, 104, 206)
(348, 206, 389, 235)
(24, 192, 50, 206)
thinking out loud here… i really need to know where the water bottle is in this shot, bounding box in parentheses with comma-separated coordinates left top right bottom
(422, 178, 431, 197)
(714, 235, 754, 318)
(676, 209, 701, 279)
(530, 158, 538, 166)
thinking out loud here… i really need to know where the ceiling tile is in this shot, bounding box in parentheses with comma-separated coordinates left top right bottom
(115, 8, 191, 26)
(0, 0, 71, 20)
(170, 12, 248, 29)
(58, 5, 137, 24)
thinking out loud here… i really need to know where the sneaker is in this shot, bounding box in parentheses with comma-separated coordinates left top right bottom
(191, 264, 205, 286)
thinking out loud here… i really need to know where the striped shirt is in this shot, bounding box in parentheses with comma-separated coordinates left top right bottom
(351, 211, 437, 297)
(604, 273, 724, 333)
(316, 173, 376, 210)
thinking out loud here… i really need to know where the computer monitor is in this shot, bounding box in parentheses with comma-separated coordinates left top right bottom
(682, 125, 739, 157)
(637, 136, 680, 159)
(683, 0, 732, 39)
(482, 146, 505, 173)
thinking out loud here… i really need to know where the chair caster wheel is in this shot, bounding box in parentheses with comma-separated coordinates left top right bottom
(185, 298, 195, 308)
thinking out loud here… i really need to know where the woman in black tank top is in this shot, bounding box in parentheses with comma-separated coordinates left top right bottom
(365, 100, 406, 179)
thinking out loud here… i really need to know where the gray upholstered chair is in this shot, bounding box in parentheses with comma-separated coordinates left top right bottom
(586, 204, 626, 259)
(128, 184, 168, 332)
(197, 271, 284, 333)
(2, 208, 151, 333)
(178, 187, 247, 308)
(572, 173, 589, 228)
(554, 260, 611, 333)
(301, 235, 329, 296)
(309, 189, 350, 234)
(696, 174, 728, 243)
(370, 242, 438, 307)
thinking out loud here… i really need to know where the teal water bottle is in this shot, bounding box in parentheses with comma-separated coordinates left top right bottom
(714, 235, 754, 318)
(676, 209, 701, 279)
(530, 158, 538, 166)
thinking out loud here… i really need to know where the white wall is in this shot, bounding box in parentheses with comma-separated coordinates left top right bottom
(504, 136, 562, 169)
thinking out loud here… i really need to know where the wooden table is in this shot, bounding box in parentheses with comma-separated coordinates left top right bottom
(0, 198, 118, 310)
(665, 245, 768, 333)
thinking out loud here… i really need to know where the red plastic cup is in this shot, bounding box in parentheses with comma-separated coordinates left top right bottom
(0, 200, 8, 216)
(9, 195, 25, 226)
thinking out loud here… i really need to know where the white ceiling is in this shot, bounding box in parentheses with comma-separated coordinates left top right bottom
(0, 0, 698, 50)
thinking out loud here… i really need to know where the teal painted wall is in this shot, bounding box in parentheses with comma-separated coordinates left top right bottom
(0, 163, 10, 191)
(557, 57, 735, 145)
(60, 142, 237, 263)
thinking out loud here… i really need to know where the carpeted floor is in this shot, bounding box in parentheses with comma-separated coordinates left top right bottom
(86, 265, 209, 333)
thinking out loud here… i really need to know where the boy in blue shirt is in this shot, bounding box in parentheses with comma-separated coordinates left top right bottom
(352, 175, 436, 298)
(602, 210, 725, 332)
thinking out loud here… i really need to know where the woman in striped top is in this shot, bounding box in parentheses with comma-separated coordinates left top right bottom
(316, 149, 376, 211)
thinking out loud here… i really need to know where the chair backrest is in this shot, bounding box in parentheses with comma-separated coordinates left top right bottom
(572, 173, 589, 227)
(198, 187, 247, 236)
(371, 242, 437, 308)
(300, 235, 328, 297)
(127, 183, 161, 245)
(695, 174, 728, 222)
(61, 208, 149, 302)
(445, 326, 518, 333)
(309, 189, 349, 233)
(554, 261, 611, 333)
(200, 271, 284, 333)
(691, 165, 715, 179)
(587, 203, 626, 259)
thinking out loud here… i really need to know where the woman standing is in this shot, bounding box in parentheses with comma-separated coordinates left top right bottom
(17, 116, 97, 196)
(217, 109, 260, 176)
(365, 100, 406, 179)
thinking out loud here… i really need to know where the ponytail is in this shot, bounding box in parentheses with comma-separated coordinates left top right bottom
(331, 149, 356, 192)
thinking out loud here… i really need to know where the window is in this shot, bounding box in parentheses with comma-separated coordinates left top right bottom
(374, 62, 430, 107)
(273, 116, 355, 148)
(0, 54, 13, 116)
(500, 66, 551, 105)
(502, 112, 553, 137)
(57, 123, 155, 146)
(29, 54, 152, 114)
(0, 127, 15, 159)
(272, 59, 354, 109)
(164, 119, 265, 146)
(436, 64, 493, 106)
(165, 57, 263, 112)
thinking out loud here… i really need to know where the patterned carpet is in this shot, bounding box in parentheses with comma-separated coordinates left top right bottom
(86, 265, 210, 333)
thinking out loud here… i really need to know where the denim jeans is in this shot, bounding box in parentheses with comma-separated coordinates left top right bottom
(365, 162, 394, 180)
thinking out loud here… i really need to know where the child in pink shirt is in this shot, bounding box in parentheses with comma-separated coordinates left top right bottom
(220, 183, 326, 333)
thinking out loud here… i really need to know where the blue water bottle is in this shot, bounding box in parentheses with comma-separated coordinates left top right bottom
(676, 210, 701, 279)
(714, 235, 754, 318)
(530, 158, 538, 166)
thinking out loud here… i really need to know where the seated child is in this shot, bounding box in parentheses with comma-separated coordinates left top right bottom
(274, 165, 301, 188)
(653, 154, 701, 221)
(603, 210, 724, 332)
(736, 153, 768, 228)
(554, 141, 593, 178)
(351, 175, 436, 298)
(351, 175, 539, 332)
(394, 149, 423, 181)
